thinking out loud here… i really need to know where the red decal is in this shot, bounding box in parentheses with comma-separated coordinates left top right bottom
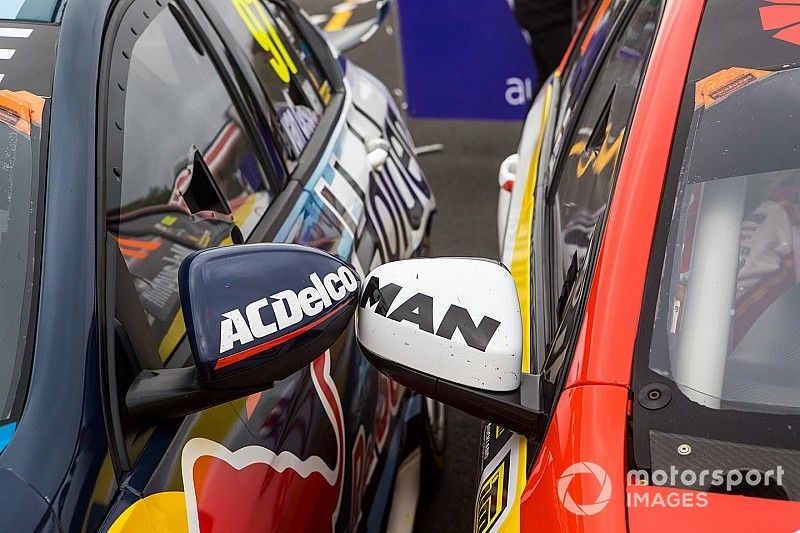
(760, 2, 800, 45)
(182, 351, 345, 533)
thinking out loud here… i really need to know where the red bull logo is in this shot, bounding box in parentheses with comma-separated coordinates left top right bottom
(109, 351, 344, 533)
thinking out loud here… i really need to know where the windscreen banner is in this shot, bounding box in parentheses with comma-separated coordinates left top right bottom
(396, 0, 538, 120)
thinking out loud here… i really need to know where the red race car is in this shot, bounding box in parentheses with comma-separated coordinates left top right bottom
(357, 0, 800, 531)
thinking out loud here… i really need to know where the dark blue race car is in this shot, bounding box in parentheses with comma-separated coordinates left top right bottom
(0, 0, 441, 530)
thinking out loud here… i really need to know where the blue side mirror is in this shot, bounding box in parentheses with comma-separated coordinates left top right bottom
(126, 244, 360, 420)
(180, 244, 360, 388)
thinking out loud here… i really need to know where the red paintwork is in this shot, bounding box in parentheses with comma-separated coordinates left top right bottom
(188, 354, 344, 533)
(520, 385, 629, 532)
(520, 0, 716, 531)
(626, 486, 800, 532)
(565, 0, 706, 389)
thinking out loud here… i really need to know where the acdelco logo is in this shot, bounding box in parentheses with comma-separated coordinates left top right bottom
(220, 267, 358, 355)
(359, 276, 501, 352)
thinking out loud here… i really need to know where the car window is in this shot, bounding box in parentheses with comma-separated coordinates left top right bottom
(203, 0, 333, 173)
(551, 0, 631, 169)
(107, 6, 274, 362)
(0, 92, 44, 431)
(548, 0, 660, 315)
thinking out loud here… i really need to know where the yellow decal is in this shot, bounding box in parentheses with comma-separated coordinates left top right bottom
(232, 0, 298, 83)
(108, 492, 188, 533)
(476, 460, 507, 533)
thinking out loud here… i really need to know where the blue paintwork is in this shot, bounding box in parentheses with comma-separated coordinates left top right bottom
(180, 244, 360, 383)
(0, 0, 435, 530)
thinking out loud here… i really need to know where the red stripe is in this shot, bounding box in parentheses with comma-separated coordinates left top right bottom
(214, 303, 351, 370)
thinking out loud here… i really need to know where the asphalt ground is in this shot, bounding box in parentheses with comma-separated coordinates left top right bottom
(298, 3, 524, 530)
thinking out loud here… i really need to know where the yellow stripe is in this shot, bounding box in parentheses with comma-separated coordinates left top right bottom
(511, 84, 551, 375)
(498, 84, 552, 533)
(324, 2, 355, 31)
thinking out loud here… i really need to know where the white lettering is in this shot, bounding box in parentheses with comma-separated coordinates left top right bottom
(324, 272, 346, 300)
(218, 268, 358, 354)
(299, 286, 324, 316)
(246, 298, 277, 338)
(271, 289, 304, 330)
(220, 310, 254, 353)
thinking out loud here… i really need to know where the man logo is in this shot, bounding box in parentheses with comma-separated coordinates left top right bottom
(557, 462, 613, 516)
(359, 276, 502, 352)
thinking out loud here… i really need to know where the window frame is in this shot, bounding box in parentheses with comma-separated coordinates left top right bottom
(194, 0, 347, 189)
(95, 0, 305, 477)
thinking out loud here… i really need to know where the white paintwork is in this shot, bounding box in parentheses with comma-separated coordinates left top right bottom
(0, 49, 15, 60)
(497, 153, 518, 246)
(500, 80, 549, 266)
(365, 137, 390, 170)
(386, 447, 421, 533)
(357, 258, 523, 391)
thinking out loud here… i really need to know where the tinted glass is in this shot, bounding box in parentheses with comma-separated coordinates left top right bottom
(552, 0, 631, 160)
(550, 0, 659, 283)
(649, 67, 800, 412)
(205, 0, 332, 172)
(109, 8, 273, 361)
(0, 92, 43, 426)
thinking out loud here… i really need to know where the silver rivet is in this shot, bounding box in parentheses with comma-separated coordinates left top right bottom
(677, 444, 692, 456)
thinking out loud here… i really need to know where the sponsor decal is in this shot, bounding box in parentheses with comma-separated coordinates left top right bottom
(475, 452, 511, 533)
(109, 351, 345, 533)
(217, 267, 358, 364)
(359, 276, 502, 352)
(182, 352, 345, 533)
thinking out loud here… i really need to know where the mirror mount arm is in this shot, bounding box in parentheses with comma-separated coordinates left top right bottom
(436, 373, 547, 438)
(126, 367, 268, 422)
(362, 346, 546, 438)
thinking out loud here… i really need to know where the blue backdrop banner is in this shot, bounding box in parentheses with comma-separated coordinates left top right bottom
(396, 0, 539, 120)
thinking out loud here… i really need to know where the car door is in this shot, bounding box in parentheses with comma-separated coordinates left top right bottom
(98, 1, 433, 532)
(474, 0, 662, 531)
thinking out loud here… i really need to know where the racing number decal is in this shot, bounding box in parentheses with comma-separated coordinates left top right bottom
(476, 452, 511, 533)
(232, 0, 297, 83)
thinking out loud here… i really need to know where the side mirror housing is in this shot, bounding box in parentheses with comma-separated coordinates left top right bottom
(127, 244, 359, 419)
(356, 258, 545, 436)
(323, 0, 391, 52)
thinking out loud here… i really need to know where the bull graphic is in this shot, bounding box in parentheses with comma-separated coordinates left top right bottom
(181, 351, 345, 533)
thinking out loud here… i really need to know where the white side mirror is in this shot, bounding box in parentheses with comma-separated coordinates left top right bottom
(356, 258, 544, 435)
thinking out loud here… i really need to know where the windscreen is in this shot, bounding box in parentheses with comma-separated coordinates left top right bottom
(0, 0, 63, 22)
(649, 67, 800, 412)
(0, 91, 44, 436)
